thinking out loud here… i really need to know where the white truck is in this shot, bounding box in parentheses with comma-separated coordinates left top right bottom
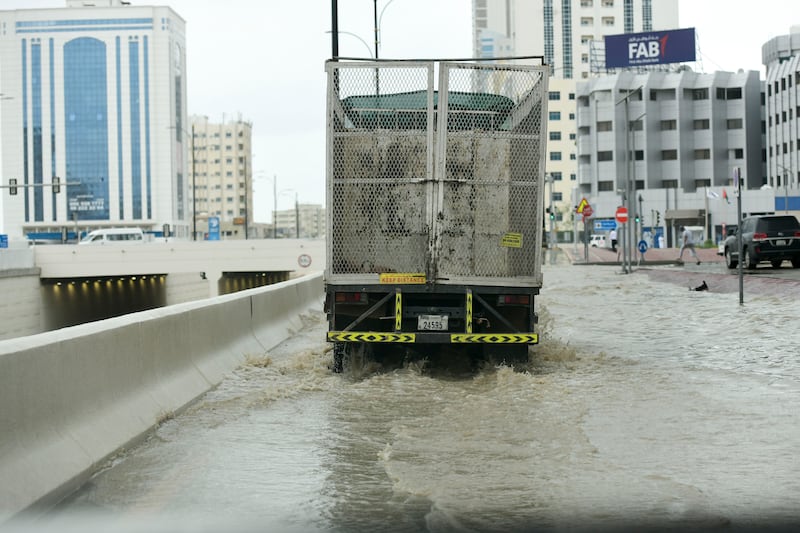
(324, 59, 549, 371)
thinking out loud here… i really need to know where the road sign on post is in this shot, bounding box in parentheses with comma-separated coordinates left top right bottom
(582, 205, 593, 218)
(615, 206, 629, 223)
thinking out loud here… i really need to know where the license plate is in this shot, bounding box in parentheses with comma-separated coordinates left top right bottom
(418, 315, 448, 331)
(775, 239, 787, 246)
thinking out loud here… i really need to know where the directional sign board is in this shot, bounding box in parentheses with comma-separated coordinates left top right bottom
(594, 220, 617, 231)
(638, 240, 648, 254)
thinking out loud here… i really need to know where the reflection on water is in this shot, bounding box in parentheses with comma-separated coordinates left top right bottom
(15, 265, 800, 532)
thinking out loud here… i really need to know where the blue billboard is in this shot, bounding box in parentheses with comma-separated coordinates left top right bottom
(605, 28, 695, 68)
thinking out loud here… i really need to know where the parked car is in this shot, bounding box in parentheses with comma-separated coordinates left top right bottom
(722, 215, 800, 269)
(589, 234, 607, 248)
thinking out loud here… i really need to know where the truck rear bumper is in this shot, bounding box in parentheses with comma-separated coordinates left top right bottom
(327, 331, 538, 344)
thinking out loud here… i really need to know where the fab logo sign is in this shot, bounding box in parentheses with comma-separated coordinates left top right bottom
(605, 28, 696, 69)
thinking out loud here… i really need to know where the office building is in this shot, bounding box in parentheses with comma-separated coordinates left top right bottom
(0, 0, 188, 241)
(763, 27, 800, 201)
(189, 115, 253, 240)
(473, 0, 680, 241)
(575, 69, 763, 243)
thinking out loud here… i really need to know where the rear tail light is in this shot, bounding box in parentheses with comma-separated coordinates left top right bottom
(497, 295, 530, 306)
(794, 231, 800, 238)
(335, 292, 367, 304)
(752, 232, 767, 241)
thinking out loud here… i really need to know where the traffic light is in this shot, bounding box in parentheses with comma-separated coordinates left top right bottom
(635, 214, 640, 224)
(549, 210, 555, 221)
(52, 176, 60, 194)
(656, 210, 661, 226)
(8, 178, 17, 195)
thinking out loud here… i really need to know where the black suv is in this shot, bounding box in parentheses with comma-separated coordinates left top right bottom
(723, 215, 800, 269)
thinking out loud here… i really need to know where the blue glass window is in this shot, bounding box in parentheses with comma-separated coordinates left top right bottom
(64, 37, 109, 220)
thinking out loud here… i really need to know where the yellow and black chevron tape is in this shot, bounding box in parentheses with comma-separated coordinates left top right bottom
(394, 292, 402, 331)
(451, 333, 539, 344)
(327, 332, 416, 343)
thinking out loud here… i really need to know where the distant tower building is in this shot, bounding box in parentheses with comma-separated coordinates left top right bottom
(472, 0, 679, 80)
(0, 0, 188, 240)
(189, 115, 253, 240)
(763, 27, 800, 196)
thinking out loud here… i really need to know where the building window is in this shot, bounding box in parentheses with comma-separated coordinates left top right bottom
(581, 17, 593, 26)
(549, 91, 561, 100)
(631, 150, 644, 161)
(550, 151, 562, 161)
(602, 0, 613, 6)
(570, 173, 576, 181)
(580, 35, 593, 45)
(726, 87, 742, 99)
(629, 119, 643, 131)
(597, 150, 613, 161)
(569, 93, 575, 100)
(602, 16, 615, 26)
(693, 119, 709, 130)
(581, 0, 592, 6)
(549, 111, 561, 120)
(694, 149, 711, 160)
(731, 148, 744, 159)
(553, 192, 564, 202)
(661, 149, 678, 160)
(726, 118, 743, 129)
(550, 131, 562, 140)
(692, 88, 709, 100)
(569, 113, 575, 119)
(660, 120, 677, 131)
(598, 181, 614, 191)
(569, 133, 576, 140)
(570, 153, 576, 160)
(551, 171, 563, 181)
(597, 120, 612, 132)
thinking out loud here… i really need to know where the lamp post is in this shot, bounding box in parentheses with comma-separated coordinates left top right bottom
(170, 123, 197, 240)
(615, 85, 643, 274)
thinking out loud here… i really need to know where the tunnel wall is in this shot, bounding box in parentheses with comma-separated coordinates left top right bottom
(0, 272, 324, 519)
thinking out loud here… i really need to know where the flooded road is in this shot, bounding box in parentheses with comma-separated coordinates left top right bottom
(14, 265, 800, 532)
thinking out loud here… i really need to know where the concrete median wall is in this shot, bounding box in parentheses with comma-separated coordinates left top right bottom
(0, 272, 324, 519)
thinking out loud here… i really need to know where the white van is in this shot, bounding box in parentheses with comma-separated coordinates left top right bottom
(78, 228, 145, 245)
(589, 234, 607, 248)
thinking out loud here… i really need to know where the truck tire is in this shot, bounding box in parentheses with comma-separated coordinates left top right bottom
(332, 342, 347, 373)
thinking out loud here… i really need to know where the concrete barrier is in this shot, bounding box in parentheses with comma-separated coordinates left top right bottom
(0, 272, 324, 519)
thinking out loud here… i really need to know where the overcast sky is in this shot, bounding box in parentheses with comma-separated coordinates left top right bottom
(4, 0, 799, 222)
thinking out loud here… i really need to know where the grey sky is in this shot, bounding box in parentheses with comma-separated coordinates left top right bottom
(2, 0, 798, 222)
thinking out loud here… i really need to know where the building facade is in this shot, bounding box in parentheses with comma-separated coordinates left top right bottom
(189, 115, 253, 240)
(0, 0, 188, 241)
(473, 0, 679, 80)
(575, 70, 764, 244)
(472, 0, 679, 241)
(763, 27, 800, 203)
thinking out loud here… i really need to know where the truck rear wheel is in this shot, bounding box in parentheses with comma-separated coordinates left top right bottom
(483, 345, 529, 367)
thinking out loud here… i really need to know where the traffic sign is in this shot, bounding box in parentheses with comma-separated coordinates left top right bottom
(594, 220, 617, 231)
(638, 240, 648, 254)
(615, 206, 629, 223)
(576, 198, 590, 214)
(582, 205, 593, 218)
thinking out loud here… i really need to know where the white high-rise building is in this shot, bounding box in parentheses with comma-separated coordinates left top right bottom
(473, 0, 679, 80)
(0, 0, 188, 241)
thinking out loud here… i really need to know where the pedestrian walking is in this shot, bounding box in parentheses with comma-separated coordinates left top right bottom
(609, 228, 618, 253)
(677, 225, 701, 265)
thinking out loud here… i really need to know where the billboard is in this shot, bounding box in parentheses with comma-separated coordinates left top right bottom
(605, 28, 695, 68)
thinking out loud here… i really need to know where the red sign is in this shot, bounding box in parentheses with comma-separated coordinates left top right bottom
(615, 206, 629, 223)
(582, 205, 593, 218)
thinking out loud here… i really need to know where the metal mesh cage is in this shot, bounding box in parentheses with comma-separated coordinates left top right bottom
(326, 60, 548, 285)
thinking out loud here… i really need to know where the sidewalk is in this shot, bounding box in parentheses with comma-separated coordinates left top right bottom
(557, 244, 723, 266)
